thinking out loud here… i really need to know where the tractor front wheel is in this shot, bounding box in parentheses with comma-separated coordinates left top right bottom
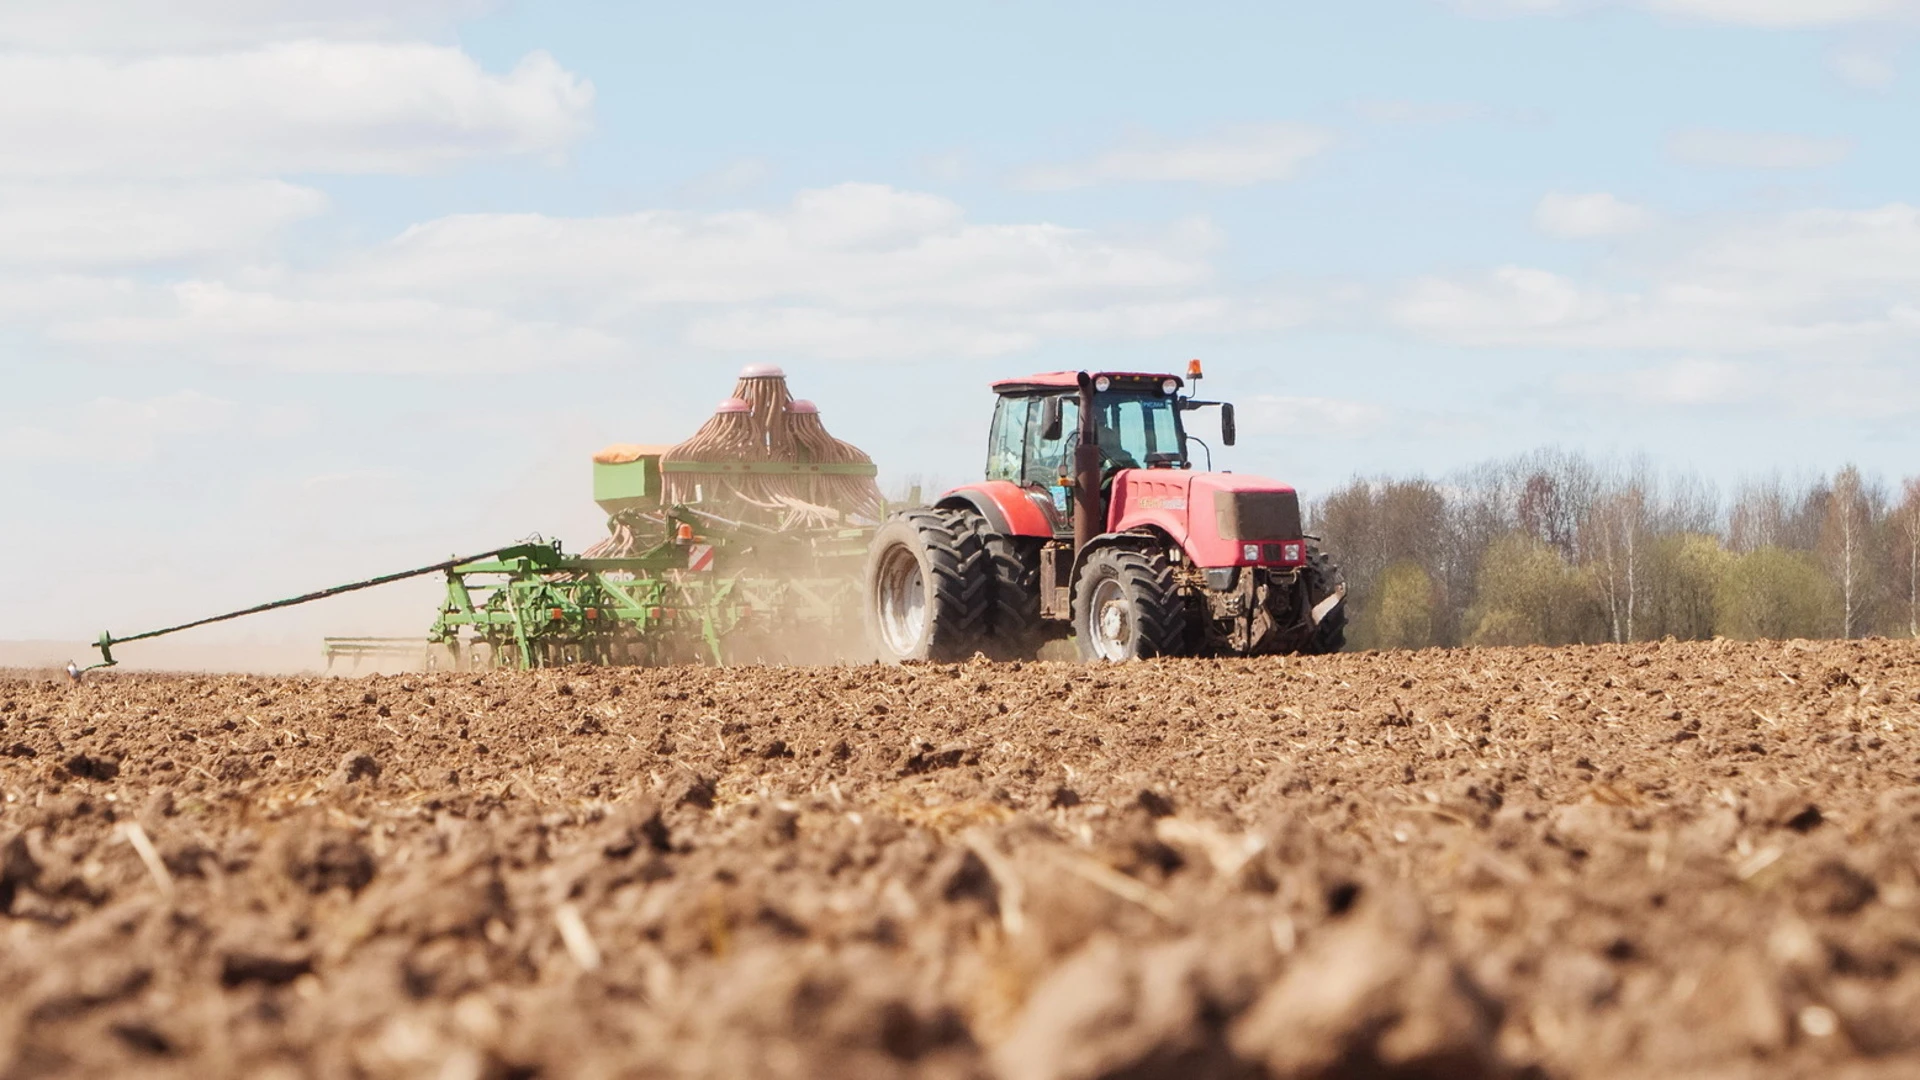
(1073, 547, 1187, 662)
(865, 510, 991, 662)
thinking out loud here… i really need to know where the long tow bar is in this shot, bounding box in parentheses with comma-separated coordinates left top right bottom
(87, 541, 556, 670)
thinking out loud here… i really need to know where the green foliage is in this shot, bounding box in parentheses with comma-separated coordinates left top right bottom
(1639, 533, 1731, 641)
(1315, 454, 1916, 652)
(1714, 547, 1840, 641)
(1370, 561, 1436, 650)
(1465, 534, 1603, 647)
(1316, 478, 1452, 646)
(1467, 609, 1537, 648)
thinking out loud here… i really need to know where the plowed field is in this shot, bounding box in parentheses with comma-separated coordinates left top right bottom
(5, 638, 1920, 1079)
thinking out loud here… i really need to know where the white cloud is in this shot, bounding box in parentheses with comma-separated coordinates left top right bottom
(1688, 204, 1920, 285)
(1830, 47, 1900, 90)
(0, 44, 592, 178)
(1442, 0, 1920, 23)
(685, 299, 1248, 361)
(1645, 0, 1920, 27)
(1024, 298, 1250, 338)
(1350, 100, 1490, 125)
(0, 1, 494, 51)
(1560, 357, 1757, 406)
(917, 150, 972, 184)
(1443, 0, 1584, 15)
(1621, 356, 1752, 404)
(683, 309, 1040, 359)
(49, 282, 627, 374)
(0, 390, 237, 461)
(0, 275, 146, 322)
(0, 181, 327, 267)
(1534, 192, 1654, 238)
(29, 184, 1253, 367)
(1666, 130, 1854, 169)
(1243, 395, 1393, 438)
(1559, 356, 1920, 418)
(344, 183, 1211, 313)
(1393, 203, 1920, 359)
(675, 158, 775, 200)
(1013, 125, 1332, 190)
(1396, 266, 1614, 342)
(0, 11, 590, 278)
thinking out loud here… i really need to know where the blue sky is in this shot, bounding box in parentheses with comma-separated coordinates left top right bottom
(2, 0, 1917, 645)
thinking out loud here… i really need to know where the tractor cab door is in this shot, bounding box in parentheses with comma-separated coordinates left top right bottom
(1023, 394, 1080, 533)
(985, 391, 1083, 535)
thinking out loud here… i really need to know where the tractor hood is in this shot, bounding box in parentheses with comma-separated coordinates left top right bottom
(1108, 471, 1307, 570)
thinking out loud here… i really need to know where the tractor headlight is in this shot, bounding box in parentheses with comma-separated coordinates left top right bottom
(1282, 541, 1303, 563)
(1242, 543, 1261, 562)
(1161, 378, 1178, 395)
(1094, 375, 1112, 392)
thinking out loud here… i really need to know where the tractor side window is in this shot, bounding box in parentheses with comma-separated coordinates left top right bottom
(1023, 395, 1077, 487)
(986, 396, 1029, 482)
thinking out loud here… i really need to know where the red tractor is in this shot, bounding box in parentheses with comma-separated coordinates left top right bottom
(865, 362, 1347, 662)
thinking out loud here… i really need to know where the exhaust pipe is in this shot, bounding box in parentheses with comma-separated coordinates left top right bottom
(1072, 371, 1102, 554)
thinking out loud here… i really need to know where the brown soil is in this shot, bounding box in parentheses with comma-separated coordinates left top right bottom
(4, 638, 1920, 1079)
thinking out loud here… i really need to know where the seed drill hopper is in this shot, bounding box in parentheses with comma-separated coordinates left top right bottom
(89, 366, 884, 672)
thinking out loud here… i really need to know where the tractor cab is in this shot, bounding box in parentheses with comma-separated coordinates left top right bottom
(984, 368, 1236, 528)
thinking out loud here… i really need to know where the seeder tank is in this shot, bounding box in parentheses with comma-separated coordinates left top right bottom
(426, 365, 882, 668)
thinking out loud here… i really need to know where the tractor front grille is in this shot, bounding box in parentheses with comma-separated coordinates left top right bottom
(1215, 491, 1303, 541)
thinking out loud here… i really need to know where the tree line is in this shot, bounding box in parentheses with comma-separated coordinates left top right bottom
(1309, 451, 1920, 650)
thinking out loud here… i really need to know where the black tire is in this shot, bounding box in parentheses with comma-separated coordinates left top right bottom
(865, 509, 991, 662)
(1073, 547, 1187, 662)
(1302, 546, 1348, 654)
(982, 533, 1044, 660)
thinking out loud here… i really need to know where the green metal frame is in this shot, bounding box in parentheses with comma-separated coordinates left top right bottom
(423, 521, 871, 671)
(92, 505, 875, 672)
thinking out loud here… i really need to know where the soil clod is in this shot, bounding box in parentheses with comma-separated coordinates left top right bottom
(4, 639, 1920, 1077)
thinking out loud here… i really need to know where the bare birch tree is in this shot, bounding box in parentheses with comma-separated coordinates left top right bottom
(1584, 466, 1651, 643)
(1819, 466, 1880, 639)
(1894, 479, 1920, 638)
(1729, 476, 1789, 553)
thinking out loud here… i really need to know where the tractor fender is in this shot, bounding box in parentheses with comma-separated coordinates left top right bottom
(1068, 528, 1179, 602)
(936, 481, 1058, 538)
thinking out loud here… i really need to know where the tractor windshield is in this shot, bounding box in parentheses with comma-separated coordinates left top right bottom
(1089, 391, 1184, 470)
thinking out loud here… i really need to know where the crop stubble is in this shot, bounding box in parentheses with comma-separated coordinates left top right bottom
(3, 638, 1920, 1079)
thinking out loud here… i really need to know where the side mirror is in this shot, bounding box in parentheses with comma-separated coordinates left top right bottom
(1221, 402, 1237, 447)
(1041, 396, 1063, 441)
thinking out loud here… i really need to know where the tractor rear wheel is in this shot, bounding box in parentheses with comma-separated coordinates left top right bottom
(865, 509, 991, 662)
(1074, 547, 1187, 662)
(1302, 546, 1348, 654)
(982, 533, 1044, 660)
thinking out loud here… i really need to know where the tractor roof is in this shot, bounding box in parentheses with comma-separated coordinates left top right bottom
(991, 371, 1183, 395)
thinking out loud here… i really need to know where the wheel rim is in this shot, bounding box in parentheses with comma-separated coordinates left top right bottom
(1088, 577, 1132, 661)
(875, 545, 927, 657)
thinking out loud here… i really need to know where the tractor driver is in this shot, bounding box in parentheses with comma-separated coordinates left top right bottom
(1020, 392, 1146, 491)
(1094, 424, 1142, 472)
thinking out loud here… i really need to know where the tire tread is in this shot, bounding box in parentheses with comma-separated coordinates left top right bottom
(1075, 546, 1188, 661)
(900, 508, 991, 660)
